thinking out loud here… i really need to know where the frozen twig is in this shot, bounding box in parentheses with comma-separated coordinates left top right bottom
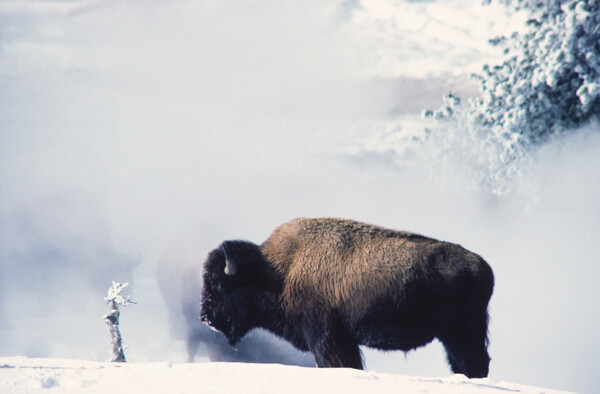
(104, 281, 136, 362)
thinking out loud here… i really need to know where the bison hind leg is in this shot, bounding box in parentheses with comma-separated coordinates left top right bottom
(442, 339, 490, 378)
(438, 313, 491, 378)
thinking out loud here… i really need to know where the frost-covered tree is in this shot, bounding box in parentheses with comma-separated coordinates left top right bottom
(422, 0, 600, 192)
(104, 281, 136, 362)
(475, 0, 600, 144)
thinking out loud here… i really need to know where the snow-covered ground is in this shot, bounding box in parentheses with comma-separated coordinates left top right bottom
(0, 357, 573, 394)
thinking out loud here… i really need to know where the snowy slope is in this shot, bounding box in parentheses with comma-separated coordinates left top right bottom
(0, 357, 573, 394)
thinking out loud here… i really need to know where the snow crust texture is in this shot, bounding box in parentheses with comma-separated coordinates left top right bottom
(0, 357, 574, 394)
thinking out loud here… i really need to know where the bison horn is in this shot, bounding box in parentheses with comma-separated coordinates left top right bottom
(222, 244, 238, 276)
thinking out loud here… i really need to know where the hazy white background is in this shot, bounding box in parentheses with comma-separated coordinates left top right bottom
(1, 1, 598, 393)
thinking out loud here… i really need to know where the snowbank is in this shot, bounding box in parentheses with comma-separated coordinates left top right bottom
(0, 357, 573, 394)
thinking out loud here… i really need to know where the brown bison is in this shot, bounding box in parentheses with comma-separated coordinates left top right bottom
(201, 217, 494, 377)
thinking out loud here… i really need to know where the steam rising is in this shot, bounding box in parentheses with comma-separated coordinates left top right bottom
(0, 1, 598, 393)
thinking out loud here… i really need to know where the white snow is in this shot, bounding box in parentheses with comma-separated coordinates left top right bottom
(0, 357, 573, 394)
(345, 0, 528, 78)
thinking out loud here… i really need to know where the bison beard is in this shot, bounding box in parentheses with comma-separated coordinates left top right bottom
(200, 217, 494, 378)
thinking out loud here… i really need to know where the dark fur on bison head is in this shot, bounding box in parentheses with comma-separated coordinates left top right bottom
(200, 240, 280, 346)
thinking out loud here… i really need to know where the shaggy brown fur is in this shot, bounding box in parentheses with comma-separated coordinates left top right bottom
(201, 217, 494, 377)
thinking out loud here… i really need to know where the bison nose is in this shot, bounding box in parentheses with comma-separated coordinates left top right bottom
(199, 314, 210, 325)
(200, 316, 221, 333)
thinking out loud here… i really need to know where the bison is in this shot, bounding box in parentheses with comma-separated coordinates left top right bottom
(200, 217, 494, 378)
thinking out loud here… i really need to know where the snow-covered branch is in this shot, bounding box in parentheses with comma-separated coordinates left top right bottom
(104, 281, 136, 362)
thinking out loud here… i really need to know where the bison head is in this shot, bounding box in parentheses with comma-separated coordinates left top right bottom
(200, 240, 271, 346)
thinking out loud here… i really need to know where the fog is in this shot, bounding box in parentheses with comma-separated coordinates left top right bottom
(0, 1, 598, 393)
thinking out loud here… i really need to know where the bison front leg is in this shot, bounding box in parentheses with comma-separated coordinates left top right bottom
(312, 335, 363, 369)
(308, 315, 363, 369)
